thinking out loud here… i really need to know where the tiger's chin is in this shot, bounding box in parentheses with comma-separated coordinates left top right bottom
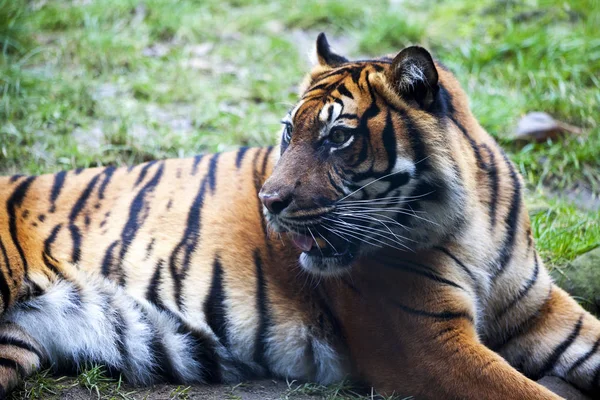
(298, 247, 356, 277)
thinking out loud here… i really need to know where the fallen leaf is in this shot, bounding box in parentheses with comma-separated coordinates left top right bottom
(513, 111, 584, 142)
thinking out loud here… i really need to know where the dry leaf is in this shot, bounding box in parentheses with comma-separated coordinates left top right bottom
(513, 111, 584, 142)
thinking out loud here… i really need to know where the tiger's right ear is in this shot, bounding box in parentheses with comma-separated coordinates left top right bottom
(315, 33, 348, 68)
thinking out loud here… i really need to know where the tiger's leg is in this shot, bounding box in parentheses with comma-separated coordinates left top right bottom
(492, 285, 600, 396)
(329, 263, 563, 400)
(0, 270, 240, 395)
(362, 315, 563, 399)
(411, 319, 563, 399)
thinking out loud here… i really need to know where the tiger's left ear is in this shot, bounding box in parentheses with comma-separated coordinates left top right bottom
(386, 46, 439, 109)
(315, 33, 348, 68)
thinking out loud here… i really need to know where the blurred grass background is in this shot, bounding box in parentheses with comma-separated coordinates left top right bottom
(1, 0, 599, 397)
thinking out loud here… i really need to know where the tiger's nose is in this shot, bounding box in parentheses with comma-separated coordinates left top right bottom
(259, 192, 292, 215)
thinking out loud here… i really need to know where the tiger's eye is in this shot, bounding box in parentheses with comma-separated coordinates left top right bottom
(329, 129, 348, 144)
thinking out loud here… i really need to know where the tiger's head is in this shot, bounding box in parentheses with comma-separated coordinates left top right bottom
(260, 33, 468, 276)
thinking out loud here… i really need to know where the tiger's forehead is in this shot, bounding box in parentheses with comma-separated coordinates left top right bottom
(289, 62, 389, 130)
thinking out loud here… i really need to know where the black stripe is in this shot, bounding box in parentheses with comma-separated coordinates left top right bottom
(326, 169, 345, 195)
(434, 247, 478, 288)
(348, 134, 370, 168)
(170, 153, 220, 308)
(338, 113, 358, 120)
(326, 104, 334, 122)
(0, 357, 26, 377)
(204, 256, 228, 347)
(98, 166, 116, 200)
(336, 83, 353, 99)
(393, 107, 429, 173)
(480, 144, 499, 228)
(407, 177, 445, 205)
(133, 302, 178, 382)
(192, 154, 204, 176)
(158, 305, 222, 383)
(534, 315, 584, 379)
(6, 176, 36, 275)
(567, 336, 600, 375)
(490, 288, 552, 351)
(0, 237, 15, 306)
(350, 67, 363, 87)
(381, 110, 398, 175)
(68, 172, 103, 263)
(593, 363, 600, 389)
(235, 147, 249, 169)
(0, 336, 44, 361)
(42, 252, 62, 277)
(390, 300, 473, 322)
(448, 115, 484, 168)
(42, 224, 63, 276)
(306, 81, 333, 94)
(252, 149, 269, 241)
(144, 238, 156, 261)
(0, 237, 13, 282)
(112, 305, 130, 374)
(0, 259, 11, 310)
(187, 327, 222, 383)
(441, 87, 498, 225)
(385, 261, 465, 291)
(9, 175, 23, 183)
(314, 65, 358, 82)
(134, 161, 156, 187)
(494, 252, 540, 321)
(117, 163, 165, 277)
(69, 224, 82, 264)
(432, 326, 457, 340)
(261, 146, 274, 176)
(491, 151, 522, 283)
(49, 170, 67, 213)
(146, 260, 164, 308)
(207, 153, 220, 193)
(101, 240, 119, 277)
(253, 250, 271, 371)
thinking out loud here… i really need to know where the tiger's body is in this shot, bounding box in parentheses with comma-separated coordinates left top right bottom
(0, 34, 598, 399)
(0, 150, 347, 392)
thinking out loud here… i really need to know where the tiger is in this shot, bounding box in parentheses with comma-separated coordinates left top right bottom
(0, 32, 598, 399)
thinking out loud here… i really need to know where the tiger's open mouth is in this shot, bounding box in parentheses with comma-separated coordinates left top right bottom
(265, 210, 365, 275)
(281, 224, 359, 275)
(288, 229, 354, 258)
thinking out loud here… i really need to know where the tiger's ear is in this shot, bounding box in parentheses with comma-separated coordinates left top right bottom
(386, 46, 439, 109)
(315, 33, 348, 68)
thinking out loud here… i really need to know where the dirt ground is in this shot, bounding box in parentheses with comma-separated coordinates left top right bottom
(45, 377, 593, 400)
(56, 379, 319, 400)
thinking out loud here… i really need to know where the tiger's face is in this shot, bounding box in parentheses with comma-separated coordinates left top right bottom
(260, 33, 465, 276)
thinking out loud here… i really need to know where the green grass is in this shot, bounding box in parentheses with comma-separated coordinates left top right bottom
(9, 365, 136, 400)
(1, 0, 600, 398)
